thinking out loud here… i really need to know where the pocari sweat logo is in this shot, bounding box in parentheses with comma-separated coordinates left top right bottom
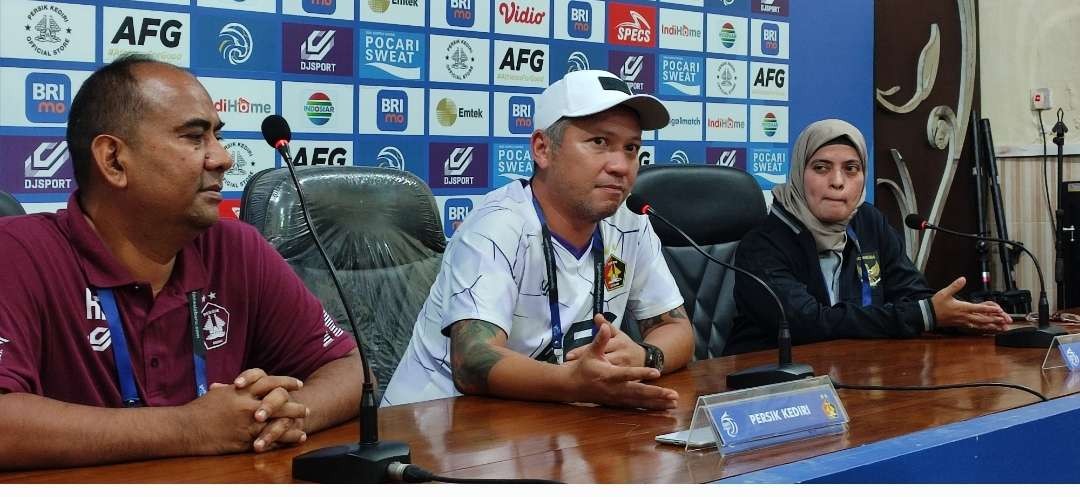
(659, 54, 703, 97)
(359, 30, 424, 80)
(751, 148, 788, 189)
(567, 1, 592, 38)
(25, 72, 71, 123)
(494, 143, 533, 187)
(377, 89, 408, 132)
(443, 198, 473, 237)
(447, 0, 476, 27)
(508, 96, 534, 135)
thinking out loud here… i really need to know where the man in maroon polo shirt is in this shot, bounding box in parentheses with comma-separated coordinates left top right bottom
(0, 55, 362, 469)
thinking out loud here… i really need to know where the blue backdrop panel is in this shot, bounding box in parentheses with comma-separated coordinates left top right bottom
(0, 0, 874, 226)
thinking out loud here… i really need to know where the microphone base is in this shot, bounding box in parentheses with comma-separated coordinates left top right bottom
(726, 362, 815, 390)
(292, 440, 411, 483)
(994, 324, 1068, 348)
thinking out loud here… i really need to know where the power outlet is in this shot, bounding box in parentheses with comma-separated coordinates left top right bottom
(1031, 87, 1052, 110)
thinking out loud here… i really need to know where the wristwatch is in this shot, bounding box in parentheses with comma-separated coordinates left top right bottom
(641, 342, 665, 373)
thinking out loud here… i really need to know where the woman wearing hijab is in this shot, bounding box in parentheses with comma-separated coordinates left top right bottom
(724, 119, 1011, 355)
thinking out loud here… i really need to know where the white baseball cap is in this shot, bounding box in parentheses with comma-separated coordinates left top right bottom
(533, 70, 670, 131)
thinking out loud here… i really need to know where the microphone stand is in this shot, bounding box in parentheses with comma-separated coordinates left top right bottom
(638, 203, 813, 389)
(1053, 109, 1069, 310)
(269, 141, 412, 483)
(918, 221, 1066, 348)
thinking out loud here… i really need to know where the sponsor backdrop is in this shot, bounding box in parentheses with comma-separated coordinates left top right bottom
(0, 0, 873, 236)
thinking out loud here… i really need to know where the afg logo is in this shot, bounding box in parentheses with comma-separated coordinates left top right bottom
(568, 1, 592, 38)
(305, 92, 334, 125)
(608, 3, 656, 47)
(448, 0, 476, 27)
(751, 148, 788, 189)
(443, 198, 473, 237)
(706, 147, 746, 169)
(761, 22, 780, 56)
(377, 89, 408, 132)
(25, 73, 70, 123)
(304, 0, 337, 14)
(508, 96, 534, 134)
(762, 112, 778, 137)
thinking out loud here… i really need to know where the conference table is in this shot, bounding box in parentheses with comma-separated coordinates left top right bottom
(4, 334, 1080, 483)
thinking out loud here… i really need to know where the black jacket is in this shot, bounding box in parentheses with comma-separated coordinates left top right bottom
(724, 202, 937, 355)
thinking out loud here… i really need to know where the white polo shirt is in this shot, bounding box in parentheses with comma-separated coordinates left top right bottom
(382, 181, 683, 405)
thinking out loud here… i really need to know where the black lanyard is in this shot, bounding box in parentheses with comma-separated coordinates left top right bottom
(530, 195, 604, 364)
(97, 288, 207, 407)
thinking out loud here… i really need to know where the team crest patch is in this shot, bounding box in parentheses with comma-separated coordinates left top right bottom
(201, 301, 230, 350)
(857, 252, 881, 288)
(604, 254, 626, 291)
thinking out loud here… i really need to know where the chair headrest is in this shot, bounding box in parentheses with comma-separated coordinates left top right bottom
(240, 166, 445, 268)
(0, 190, 25, 217)
(630, 165, 767, 246)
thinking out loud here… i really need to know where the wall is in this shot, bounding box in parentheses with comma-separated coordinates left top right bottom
(979, 0, 1080, 309)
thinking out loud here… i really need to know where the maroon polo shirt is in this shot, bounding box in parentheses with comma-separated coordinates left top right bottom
(0, 194, 356, 407)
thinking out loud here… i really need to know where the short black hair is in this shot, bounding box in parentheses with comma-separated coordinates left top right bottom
(66, 54, 167, 187)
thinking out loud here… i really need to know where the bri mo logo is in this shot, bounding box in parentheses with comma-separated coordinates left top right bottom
(447, 0, 475, 27)
(304, 0, 336, 15)
(761, 22, 780, 56)
(508, 96, 534, 134)
(568, 1, 592, 38)
(377, 89, 408, 132)
(25, 72, 71, 123)
(443, 198, 473, 237)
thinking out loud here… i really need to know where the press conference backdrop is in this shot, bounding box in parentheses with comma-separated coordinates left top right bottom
(0, 0, 873, 237)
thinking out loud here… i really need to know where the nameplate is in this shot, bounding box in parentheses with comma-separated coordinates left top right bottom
(1042, 333, 1080, 372)
(685, 376, 848, 454)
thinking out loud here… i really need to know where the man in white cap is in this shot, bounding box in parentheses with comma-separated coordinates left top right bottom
(383, 70, 693, 408)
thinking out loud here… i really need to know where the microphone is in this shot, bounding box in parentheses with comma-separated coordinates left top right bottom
(260, 115, 411, 483)
(904, 214, 1066, 347)
(626, 195, 813, 389)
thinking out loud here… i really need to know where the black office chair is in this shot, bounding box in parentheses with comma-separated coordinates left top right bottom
(240, 166, 445, 394)
(626, 165, 767, 359)
(0, 190, 26, 217)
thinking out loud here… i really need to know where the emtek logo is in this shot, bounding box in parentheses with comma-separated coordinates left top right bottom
(761, 23, 780, 56)
(447, 0, 475, 27)
(568, 1, 592, 39)
(304, 0, 336, 14)
(508, 96, 534, 134)
(305, 92, 334, 125)
(377, 89, 408, 132)
(25, 72, 70, 123)
(443, 198, 473, 237)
